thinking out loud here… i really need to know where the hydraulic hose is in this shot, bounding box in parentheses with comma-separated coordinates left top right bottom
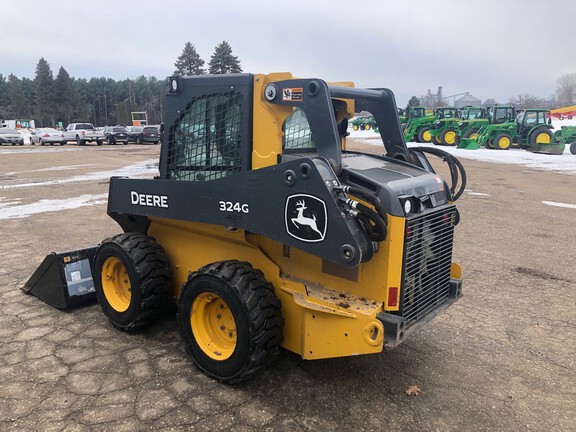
(409, 146, 467, 201)
(338, 185, 388, 221)
(340, 197, 387, 242)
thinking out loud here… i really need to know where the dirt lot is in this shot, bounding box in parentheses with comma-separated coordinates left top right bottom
(1, 143, 575, 431)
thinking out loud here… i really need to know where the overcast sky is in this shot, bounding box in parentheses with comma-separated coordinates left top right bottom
(2, 0, 575, 106)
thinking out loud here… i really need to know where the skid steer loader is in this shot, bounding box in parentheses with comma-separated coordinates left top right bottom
(23, 73, 467, 383)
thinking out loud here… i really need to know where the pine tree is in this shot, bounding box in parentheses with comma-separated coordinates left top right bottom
(174, 42, 205, 76)
(34, 57, 54, 126)
(7, 74, 33, 118)
(208, 41, 242, 74)
(0, 74, 9, 118)
(54, 66, 75, 125)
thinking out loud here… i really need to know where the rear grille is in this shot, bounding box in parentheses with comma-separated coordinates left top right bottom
(401, 206, 456, 325)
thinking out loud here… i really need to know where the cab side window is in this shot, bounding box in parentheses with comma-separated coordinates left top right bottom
(167, 91, 244, 181)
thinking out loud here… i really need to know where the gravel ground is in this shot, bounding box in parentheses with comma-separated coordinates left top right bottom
(0, 143, 575, 431)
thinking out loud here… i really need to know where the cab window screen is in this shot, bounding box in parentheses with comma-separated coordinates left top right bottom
(283, 108, 315, 152)
(167, 91, 243, 181)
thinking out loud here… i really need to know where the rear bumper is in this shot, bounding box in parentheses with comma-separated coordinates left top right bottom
(378, 277, 462, 350)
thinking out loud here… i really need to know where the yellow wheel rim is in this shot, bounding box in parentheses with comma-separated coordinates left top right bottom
(191, 292, 237, 360)
(444, 131, 456, 145)
(536, 133, 551, 144)
(470, 133, 479, 140)
(101, 256, 131, 312)
(498, 136, 511, 149)
(422, 130, 431, 141)
(353, 125, 359, 131)
(364, 124, 370, 130)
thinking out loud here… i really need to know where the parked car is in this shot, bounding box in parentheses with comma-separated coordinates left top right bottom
(126, 125, 160, 144)
(0, 128, 24, 146)
(30, 128, 66, 146)
(103, 126, 129, 145)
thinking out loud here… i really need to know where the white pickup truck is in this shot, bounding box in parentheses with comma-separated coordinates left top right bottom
(64, 123, 105, 146)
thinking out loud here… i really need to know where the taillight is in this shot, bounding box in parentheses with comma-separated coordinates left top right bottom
(81, 131, 85, 136)
(388, 287, 399, 307)
(406, 226, 412, 239)
(42, 133, 50, 137)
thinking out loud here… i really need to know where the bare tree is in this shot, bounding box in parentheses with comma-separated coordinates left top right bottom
(507, 94, 546, 110)
(555, 73, 576, 107)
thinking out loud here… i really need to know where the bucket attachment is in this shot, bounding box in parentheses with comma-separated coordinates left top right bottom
(526, 143, 565, 155)
(22, 247, 98, 309)
(458, 138, 480, 150)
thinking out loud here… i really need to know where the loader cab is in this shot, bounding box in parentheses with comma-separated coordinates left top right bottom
(460, 107, 486, 120)
(516, 109, 550, 138)
(435, 107, 458, 119)
(488, 106, 515, 125)
(406, 106, 426, 120)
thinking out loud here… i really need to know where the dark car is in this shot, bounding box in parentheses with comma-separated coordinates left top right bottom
(103, 126, 129, 145)
(126, 125, 160, 144)
(0, 128, 24, 146)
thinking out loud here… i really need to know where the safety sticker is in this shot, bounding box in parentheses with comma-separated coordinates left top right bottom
(282, 88, 303, 102)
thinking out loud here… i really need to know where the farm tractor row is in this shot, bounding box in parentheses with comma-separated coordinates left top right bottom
(459, 108, 576, 155)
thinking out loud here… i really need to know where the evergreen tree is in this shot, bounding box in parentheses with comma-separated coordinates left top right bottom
(0, 74, 9, 118)
(54, 66, 76, 125)
(7, 74, 33, 118)
(208, 41, 242, 74)
(174, 42, 205, 76)
(406, 96, 420, 110)
(34, 57, 55, 126)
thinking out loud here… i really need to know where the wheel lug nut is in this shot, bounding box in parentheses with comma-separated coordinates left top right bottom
(220, 325, 225, 330)
(228, 332, 233, 337)
(216, 314, 221, 319)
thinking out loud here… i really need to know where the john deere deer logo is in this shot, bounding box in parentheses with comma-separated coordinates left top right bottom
(285, 194, 327, 242)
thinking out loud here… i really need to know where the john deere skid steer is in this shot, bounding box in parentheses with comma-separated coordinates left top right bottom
(24, 73, 466, 383)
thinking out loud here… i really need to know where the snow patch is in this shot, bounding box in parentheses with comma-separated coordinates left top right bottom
(0, 194, 108, 219)
(467, 192, 491, 197)
(0, 159, 158, 189)
(542, 201, 576, 209)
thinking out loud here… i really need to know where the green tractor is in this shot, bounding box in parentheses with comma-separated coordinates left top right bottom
(350, 115, 377, 131)
(456, 105, 516, 149)
(465, 108, 572, 154)
(399, 106, 426, 125)
(403, 106, 458, 143)
(429, 106, 485, 146)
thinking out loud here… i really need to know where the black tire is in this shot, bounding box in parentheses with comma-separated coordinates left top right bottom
(94, 233, 172, 331)
(137, 136, 142, 144)
(178, 260, 283, 383)
(61, 141, 66, 146)
(529, 128, 553, 149)
(107, 137, 112, 145)
(76, 136, 84, 146)
(462, 128, 480, 140)
(440, 128, 459, 146)
(417, 127, 432, 143)
(97, 140, 103, 146)
(432, 133, 443, 145)
(39, 139, 44, 146)
(493, 133, 512, 150)
(569, 142, 576, 155)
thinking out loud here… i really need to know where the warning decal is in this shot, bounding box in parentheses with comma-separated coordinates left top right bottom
(282, 88, 303, 102)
